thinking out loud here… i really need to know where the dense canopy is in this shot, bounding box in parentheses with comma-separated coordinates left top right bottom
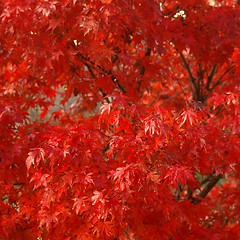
(0, 0, 240, 239)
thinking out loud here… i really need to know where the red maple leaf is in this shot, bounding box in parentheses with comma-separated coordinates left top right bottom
(0, 1, 240, 239)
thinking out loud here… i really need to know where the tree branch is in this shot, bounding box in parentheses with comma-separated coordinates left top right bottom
(196, 62, 204, 101)
(84, 63, 110, 103)
(138, 48, 151, 91)
(206, 65, 217, 90)
(71, 61, 109, 102)
(205, 65, 234, 100)
(191, 174, 222, 204)
(76, 51, 127, 94)
(209, 65, 234, 92)
(180, 52, 197, 91)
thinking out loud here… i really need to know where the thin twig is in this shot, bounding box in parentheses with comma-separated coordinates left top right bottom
(159, 92, 181, 106)
(205, 65, 234, 100)
(209, 65, 234, 92)
(71, 40, 127, 94)
(73, 58, 110, 103)
(84, 63, 110, 103)
(76, 51, 127, 94)
(175, 77, 190, 104)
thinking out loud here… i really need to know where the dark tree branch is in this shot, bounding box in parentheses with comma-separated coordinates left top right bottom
(145, 47, 152, 57)
(138, 48, 152, 91)
(191, 174, 222, 204)
(180, 52, 197, 91)
(197, 63, 203, 89)
(206, 65, 217, 90)
(76, 51, 127, 94)
(205, 65, 234, 100)
(209, 65, 234, 92)
(179, 52, 201, 101)
(70, 41, 127, 94)
(71, 61, 108, 101)
(139, 48, 151, 76)
(200, 174, 211, 185)
(196, 62, 204, 101)
(84, 63, 110, 103)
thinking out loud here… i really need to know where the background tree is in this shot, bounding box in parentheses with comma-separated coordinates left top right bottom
(0, 0, 239, 239)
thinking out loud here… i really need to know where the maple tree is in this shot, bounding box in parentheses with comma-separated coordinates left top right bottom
(0, 0, 240, 239)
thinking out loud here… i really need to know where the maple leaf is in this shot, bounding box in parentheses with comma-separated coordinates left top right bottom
(179, 109, 198, 128)
(26, 148, 45, 170)
(144, 115, 157, 135)
(52, 49, 64, 61)
(99, 102, 112, 115)
(48, 18, 60, 31)
(35, 2, 57, 17)
(73, 197, 88, 215)
(1, 0, 240, 239)
(110, 166, 132, 192)
(92, 221, 114, 238)
(30, 172, 51, 190)
(91, 190, 106, 206)
(78, 17, 99, 36)
(108, 92, 131, 109)
(39, 210, 59, 230)
(1, 8, 11, 22)
(160, 165, 196, 188)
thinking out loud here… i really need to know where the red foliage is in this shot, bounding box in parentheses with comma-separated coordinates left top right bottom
(0, 0, 240, 239)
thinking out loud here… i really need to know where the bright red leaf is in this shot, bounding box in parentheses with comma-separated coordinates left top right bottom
(0, 0, 240, 239)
